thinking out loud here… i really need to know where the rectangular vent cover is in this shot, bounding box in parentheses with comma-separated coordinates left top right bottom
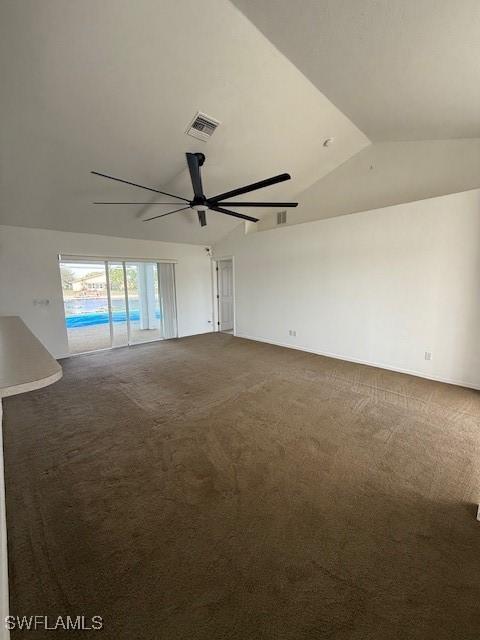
(277, 210, 287, 225)
(186, 112, 220, 141)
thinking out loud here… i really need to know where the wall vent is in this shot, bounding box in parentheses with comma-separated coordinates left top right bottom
(277, 210, 287, 225)
(186, 112, 220, 141)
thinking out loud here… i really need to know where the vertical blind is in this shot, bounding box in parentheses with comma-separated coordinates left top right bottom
(158, 262, 177, 339)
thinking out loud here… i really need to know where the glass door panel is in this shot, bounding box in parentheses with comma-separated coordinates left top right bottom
(125, 262, 162, 344)
(60, 260, 111, 354)
(107, 262, 129, 348)
(60, 258, 176, 353)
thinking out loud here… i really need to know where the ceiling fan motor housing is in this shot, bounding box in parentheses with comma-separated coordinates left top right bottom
(192, 202, 208, 211)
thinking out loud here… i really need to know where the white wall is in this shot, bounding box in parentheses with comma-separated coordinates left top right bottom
(0, 225, 213, 358)
(215, 189, 480, 389)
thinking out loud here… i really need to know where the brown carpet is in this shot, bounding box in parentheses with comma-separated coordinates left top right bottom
(3, 333, 480, 639)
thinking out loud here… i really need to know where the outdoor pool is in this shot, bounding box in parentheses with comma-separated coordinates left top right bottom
(64, 297, 161, 328)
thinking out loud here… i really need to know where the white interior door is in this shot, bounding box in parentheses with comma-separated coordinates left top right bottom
(217, 259, 234, 332)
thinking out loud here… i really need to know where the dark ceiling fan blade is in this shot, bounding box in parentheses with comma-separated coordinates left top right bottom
(93, 202, 187, 205)
(91, 171, 190, 202)
(186, 153, 205, 198)
(215, 201, 298, 207)
(143, 206, 191, 222)
(198, 211, 207, 227)
(209, 173, 290, 203)
(210, 205, 259, 223)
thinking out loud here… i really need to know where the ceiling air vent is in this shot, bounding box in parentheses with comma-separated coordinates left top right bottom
(277, 210, 287, 225)
(186, 112, 220, 141)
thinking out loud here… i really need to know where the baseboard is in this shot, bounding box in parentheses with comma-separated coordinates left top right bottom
(178, 328, 214, 339)
(58, 328, 215, 359)
(235, 333, 480, 391)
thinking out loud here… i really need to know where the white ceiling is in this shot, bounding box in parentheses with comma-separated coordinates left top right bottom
(0, 0, 368, 244)
(257, 139, 480, 230)
(231, 0, 480, 141)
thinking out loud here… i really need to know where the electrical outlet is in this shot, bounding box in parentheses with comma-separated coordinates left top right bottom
(288, 330, 297, 337)
(424, 351, 432, 361)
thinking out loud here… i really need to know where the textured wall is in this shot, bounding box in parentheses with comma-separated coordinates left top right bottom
(215, 189, 480, 389)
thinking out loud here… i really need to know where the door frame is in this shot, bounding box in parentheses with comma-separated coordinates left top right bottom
(211, 256, 235, 334)
(59, 256, 177, 356)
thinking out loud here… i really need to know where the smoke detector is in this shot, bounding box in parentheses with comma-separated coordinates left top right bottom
(186, 112, 221, 141)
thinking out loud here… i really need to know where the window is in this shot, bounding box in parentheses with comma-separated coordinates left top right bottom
(59, 258, 177, 355)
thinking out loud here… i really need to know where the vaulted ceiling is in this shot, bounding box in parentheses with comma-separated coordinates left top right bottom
(232, 0, 480, 141)
(0, 0, 367, 244)
(1, 0, 479, 245)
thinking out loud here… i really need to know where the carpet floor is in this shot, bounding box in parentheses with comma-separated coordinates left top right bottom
(3, 333, 480, 639)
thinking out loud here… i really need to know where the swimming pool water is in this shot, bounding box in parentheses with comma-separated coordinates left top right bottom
(64, 297, 161, 328)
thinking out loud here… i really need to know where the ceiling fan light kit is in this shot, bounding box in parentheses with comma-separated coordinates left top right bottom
(92, 153, 298, 227)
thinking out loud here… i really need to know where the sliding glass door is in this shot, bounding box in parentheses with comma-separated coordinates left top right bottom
(59, 257, 177, 355)
(60, 260, 112, 355)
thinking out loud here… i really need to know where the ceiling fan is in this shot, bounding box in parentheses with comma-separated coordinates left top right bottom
(92, 153, 298, 227)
